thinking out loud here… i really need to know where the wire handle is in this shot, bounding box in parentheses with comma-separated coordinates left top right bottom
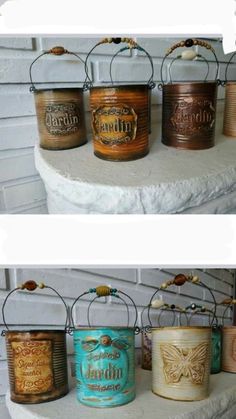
(159, 38, 219, 87)
(29, 46, 85, 92)
(1, 280, 69, 334)
(167, 54, 210, 85)
(221, 298, 236, 326)
(184, 303, 217, 326)
(83, 37, 138, 90)
(70, 285, 139, 333)
(109, 45, 156, 89)
(224, 52, 236, 84)
(146, 273, 217, 328)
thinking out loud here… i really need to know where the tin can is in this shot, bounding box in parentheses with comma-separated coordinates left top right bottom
(211, 326, 222, 374)
(2, 281, 69, 404)
(223, 53, 236, 137)
(222, 326, 236, 373)
(152, 326, 212, 401)
(84, 38, 155, 161)
(141, 331, 152, 370)
(30, 46, 87, 150)
(160, 38, 219, 150)
(71, 285, 138, 407)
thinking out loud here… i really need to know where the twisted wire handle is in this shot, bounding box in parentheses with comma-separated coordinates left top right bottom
(1, 280, 69, 335)
(29, 46, 85, 92)
(159, 38, 219, 87)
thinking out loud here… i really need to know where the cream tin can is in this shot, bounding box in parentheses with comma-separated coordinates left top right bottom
(152, 326, 211, 401)
(222, 326, 236, 373)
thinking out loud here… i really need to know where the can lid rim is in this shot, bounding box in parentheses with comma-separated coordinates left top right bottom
(73, 326, 135, 330)
(90, 84, 149, 89)
(34, 87, 84, 93)
(5, 329, 66, 333)
(151, 326, 212, 331)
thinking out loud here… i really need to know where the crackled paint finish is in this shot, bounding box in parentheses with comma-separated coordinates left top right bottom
(73, 328, 135, 407)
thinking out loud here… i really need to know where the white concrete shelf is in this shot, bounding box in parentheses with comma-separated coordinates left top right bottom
(5, 368, 236, 419)
(35, 106, 236, 214)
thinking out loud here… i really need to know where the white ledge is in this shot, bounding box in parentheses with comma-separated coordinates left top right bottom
(35, 106, 236, 214)
(5, 369, 236, 419)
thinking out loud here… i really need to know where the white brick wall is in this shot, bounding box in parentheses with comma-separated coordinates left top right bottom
(0, 37, 231, 213)
(0, 267, 234, 395)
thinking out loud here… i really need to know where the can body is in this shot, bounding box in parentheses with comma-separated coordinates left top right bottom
(141, 331, 152, 370)
(34, 88, 87, 150)
(222, 326, 236, 373)
(73, 327, 135, 407)
(5, 330, 68, 404)
(90, 85, 149, 161)
(223, 83, 236, 137)
(152, 327, 211, 401)
(211, 327, 222, 374)
(162, 82, 217, 150)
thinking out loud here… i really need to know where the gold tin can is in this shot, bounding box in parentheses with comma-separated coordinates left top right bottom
(2, 280, 69, 404)
(152, 326, 212, 401)
(30, 46, 87, 150)
(84, 38, 155, 161)
(160, 38, 219, 150)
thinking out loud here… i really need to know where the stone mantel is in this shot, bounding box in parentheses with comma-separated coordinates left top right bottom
(35, 106, 236, 214)
(5, 369, 236, 419)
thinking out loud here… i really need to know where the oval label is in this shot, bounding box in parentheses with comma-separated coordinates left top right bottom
(92, 104, 137, 146)
(45, 103, 80, 136)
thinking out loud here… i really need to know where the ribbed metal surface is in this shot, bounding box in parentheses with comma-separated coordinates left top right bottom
(222, 327, 236, 373)
(34, 89, 87, 150)
(162, 82, 217, 150)
(5, 330, 68, 404)
(90, 85, 149, 161)
(223, 83, 236, 137)
(152, 327, 211, 401)
(73, 327, 135, 407)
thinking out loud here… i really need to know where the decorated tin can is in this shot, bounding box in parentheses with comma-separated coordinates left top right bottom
(211, 325, 222, 374)
(222, 326, 236, 373)
(2, 281, 69, 404)
(29, 46, 87, 150)
(152, 326, 212, 401)
(160, 38, 219, 150)
(223, 52, 236, 137)
(84, 38, 155, 161)
(141, 331, 152, 371)
(71, 285, 138, 407)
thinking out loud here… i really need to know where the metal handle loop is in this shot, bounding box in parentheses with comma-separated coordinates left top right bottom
(109, 45, 156, 89)
(29, 46, 85, 92)
(167, 54, 210, 84)
(83, 37, 138, 90)
(160, 38, 219, 86)
(1, 281, 69, 333)
(221, 298, 235, 325)
(224, 52, 236, 83)
(87, 294, 130, 328)
(70, 285, 139, 332)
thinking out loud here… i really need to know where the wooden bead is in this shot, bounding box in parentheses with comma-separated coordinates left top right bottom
(173, 274, 187, 286)
(38, 283, 45, 289)
(50, 46, 67, 55)
(96, 285, 111, 296)
(161, 283, 168, 289)
(22, 280, 38, 291)
(222, 298, 232, 305)
(192, 276, 200, 283)
(185, 39, 194, 47)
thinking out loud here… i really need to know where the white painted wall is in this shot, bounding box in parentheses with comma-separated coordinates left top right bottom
(0, 267, 234, 396)
(0, 36, 232, 213)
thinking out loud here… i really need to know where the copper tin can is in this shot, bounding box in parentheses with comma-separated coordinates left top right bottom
(162, 82, 217, 150)
(223, 83, 236, 137)
(90, 85, 149, 161)
(5, 329, 68, 404)
(141, 331, 152, 370)
(222, 326, 236, 373)
(34, 88, 87, 150)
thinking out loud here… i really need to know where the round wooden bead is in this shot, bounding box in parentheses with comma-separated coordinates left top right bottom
(192, 276, 200, 283)
(161, 283, 168, 289)
(38, 282, 45, 289)
(23, 280, 38, 291)
(173, 274, 187, 286)
(185, 39, 194, 47)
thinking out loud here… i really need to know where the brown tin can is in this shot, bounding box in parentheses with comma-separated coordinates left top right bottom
(2, 280, 69, 404)
(84, 38, 155, 161)
(222, 326, 236, 373)
(30, 46, 87, 150)
(160, 39, 219, 150)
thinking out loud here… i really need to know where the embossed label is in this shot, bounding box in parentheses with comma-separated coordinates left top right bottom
(92, 105, 137, 145)
(160, 342, 208, 384)
(45, 103, 80, 136)
(80, 334, 129, 396)
(12, 340, 53, 394)
(170, 98, 215, 135)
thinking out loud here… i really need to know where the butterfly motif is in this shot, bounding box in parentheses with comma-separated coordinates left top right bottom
(81, 335, 130, 352)
(160, 342, 208, 385)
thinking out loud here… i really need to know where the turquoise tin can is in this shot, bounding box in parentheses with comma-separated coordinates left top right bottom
(71, 285, 138, 408)
(211, 326, 222, 374)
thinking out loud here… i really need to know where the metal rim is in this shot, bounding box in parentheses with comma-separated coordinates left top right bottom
(90, 84, 149, 90)
(151, 325, 212, 331)
(33, 87, 84, 93)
